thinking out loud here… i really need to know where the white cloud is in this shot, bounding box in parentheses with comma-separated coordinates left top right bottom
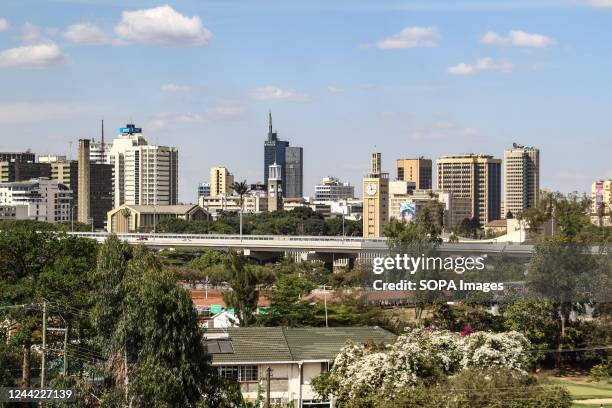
(371, 26, 440, 49)
(63, 23, 126, 46)
(115, 5, 212, 47)
(481, 30, 554, 48)
(160, 83, 192, 92)
(147, 105, 248, 129)
(248, 86, 310, 102)
(0, 42, 66, 69)
(327, 85, 345, 93)
(585, 0, 612, 8)
(0, 102, 88, 123)
(21, 23, 45, 45)
(0, 18, 10, 32)
(447, 57, 513, 75)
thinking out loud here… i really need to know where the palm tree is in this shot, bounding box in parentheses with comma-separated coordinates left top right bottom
(231, 180, 250, 239)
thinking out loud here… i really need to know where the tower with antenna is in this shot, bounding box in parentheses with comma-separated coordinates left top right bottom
(100, 118, 105, 163)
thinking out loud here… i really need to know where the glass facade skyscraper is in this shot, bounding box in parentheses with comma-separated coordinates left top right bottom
(263, 112, 303, 198)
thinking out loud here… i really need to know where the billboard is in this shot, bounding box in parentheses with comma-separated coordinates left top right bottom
(399, 202, 416, 223)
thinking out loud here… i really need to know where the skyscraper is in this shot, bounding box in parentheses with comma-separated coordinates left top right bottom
(108, 124, 178, 207)
(285, 146, 303, 198)
(437, 154, 501, 226)
(363, 152, 389, 237)
(503, 143, 540, 218)
(396, 158, 432, 189)
(263, 112, 302, 197)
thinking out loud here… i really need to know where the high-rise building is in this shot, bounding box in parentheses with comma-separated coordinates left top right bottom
(0, 161, 51, 183)
(362, 152, 389, 237)
(78, 139, 91, 225)
(50, 159, 113, 229)
(267, 163, 283, 212)
(503, 143, 540, 218)
(285, 146, 303, 198)
(263, 112, 303, 197)
(396, 158, 432, 190)
(0, 178, 72, 223)
(210, 167, 234, 197)
(437, 154, 501, 226)
(314, 177, 355, 201)
(591, 179, 612, 226)
(198, 182, 211, 197)
(108, 124, 178, 207)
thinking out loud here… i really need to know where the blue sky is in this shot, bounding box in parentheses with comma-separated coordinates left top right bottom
(0, 0, 611, 202)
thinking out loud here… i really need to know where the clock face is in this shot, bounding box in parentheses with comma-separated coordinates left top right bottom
(366, 184, 377, 196)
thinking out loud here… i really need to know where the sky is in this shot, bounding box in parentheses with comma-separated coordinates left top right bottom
(0, 0, 611, 202)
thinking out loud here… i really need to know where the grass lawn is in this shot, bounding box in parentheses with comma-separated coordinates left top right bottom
(542, 375, 612, 406)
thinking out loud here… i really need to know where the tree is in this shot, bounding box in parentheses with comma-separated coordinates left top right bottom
(231, 180, 250, 238)
(222, 252, 259, 327)
(506, 210, 514, 219)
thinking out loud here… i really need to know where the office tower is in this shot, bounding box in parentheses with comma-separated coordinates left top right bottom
(198, 182, 211, 197)
(267, 163, 283, 212)
(108, 124, 178, 207)
(285, 146, 303, 198)
(77, 139, 91, 224)
(0, 161, 51, 183)
(396, 158, 432, 190)
(591, 180, 612, 226)
(503, 143, 540, 218)
(263, 112, 303, 197)
(363, 152, 389, 237)
(0, 178, 72, 223)
(51, 158, 113, 229)
(0, 151, 35, 163)
(210, 167, 234, 197)
(314, 177, 355, 200)
(437, 154, 501, 226)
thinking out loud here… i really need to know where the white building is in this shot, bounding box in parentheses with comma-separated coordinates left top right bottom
(0, 178, 73, 223)
(107, 124, 178, 207)
(199, 193, 267, 216)
(314, 177, 355, 201)
(504, 143, 540, 218)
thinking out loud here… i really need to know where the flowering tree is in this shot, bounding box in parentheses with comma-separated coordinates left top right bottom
(313, 329, 532, 405)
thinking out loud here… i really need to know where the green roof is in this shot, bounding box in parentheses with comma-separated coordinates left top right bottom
(206, 326, 396, 364)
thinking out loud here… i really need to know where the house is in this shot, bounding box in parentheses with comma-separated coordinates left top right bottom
(106, 204, 208, 233)
(205, 326, 396, 407)
(484, 218, 519, 235)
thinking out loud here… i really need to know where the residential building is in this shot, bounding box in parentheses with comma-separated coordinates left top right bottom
(591, 179, 612, 226)
(107, 124, 178, 207)
(263, 112, 303, 198)
(503, 143, 540, 218)
(106, 204, 208, 233)
(437, 154, 501, 226)
(206, 326, 395, 408)
(314, 177, 355, 201)
(198, 182, 211, 197)
(210, 167, 234, 197)
(267, 163, 283, 212)
(362, 152, 389, 237)
(0, 178, 72, 223)
(396, 158, 432, 190)
(0, 205, 28, 220)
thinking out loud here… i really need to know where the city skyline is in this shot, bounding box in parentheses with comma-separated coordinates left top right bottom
(1, 0, 611, 201)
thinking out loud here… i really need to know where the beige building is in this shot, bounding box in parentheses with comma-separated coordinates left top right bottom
(268, 163, 283, 212)
(437, 154, 501, 227)
(106, 204, 207, 233)
(199, 194, 267, 216)
(396, 158, 432, 190)
(210, 167, 234, 197)
(503, 144, 540, 218)
(591, 179, 612, 226)
(363, 152, 389, 237)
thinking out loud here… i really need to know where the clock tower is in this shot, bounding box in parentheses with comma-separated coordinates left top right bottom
(363, 152, 389, 237)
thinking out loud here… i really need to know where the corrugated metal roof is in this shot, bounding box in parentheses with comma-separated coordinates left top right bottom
(207, 326, 396, 364)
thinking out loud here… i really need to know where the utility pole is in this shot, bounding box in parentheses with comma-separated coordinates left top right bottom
(265, 367, 272, 408)
(63, 327, 68, 375)
(40, 301, 47, 388)
(323, 286, 329, 328)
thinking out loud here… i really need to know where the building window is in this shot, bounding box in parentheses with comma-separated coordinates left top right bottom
(217, 365, 258, 382)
